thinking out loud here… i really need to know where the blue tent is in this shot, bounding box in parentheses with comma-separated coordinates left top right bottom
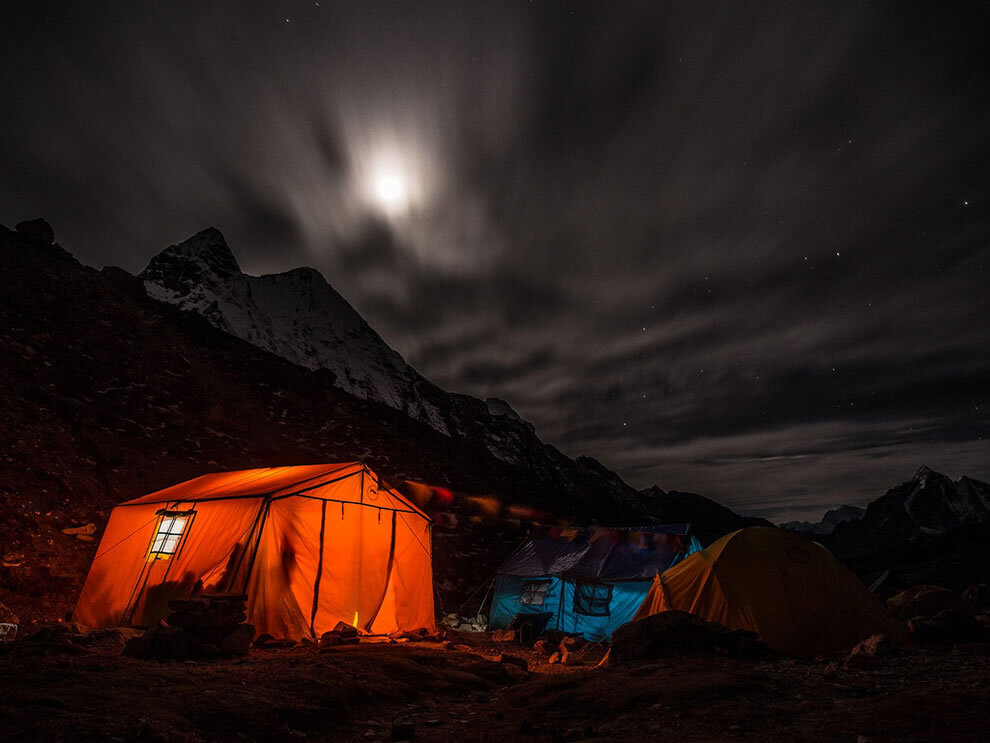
(489, 525, 701, 641)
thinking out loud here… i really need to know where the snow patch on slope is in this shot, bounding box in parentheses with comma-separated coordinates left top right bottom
(140, 228, 451, 434)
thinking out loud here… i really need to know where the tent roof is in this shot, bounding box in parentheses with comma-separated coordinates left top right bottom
(120, 462, 428, 518)
(497, 524, 693, 581)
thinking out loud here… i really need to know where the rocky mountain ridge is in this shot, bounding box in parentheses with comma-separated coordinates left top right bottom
(780, 505, 866, 536)
(638, 485, 773, 545)
(139, 228, 541, 466)
(823, 466, 990, 557)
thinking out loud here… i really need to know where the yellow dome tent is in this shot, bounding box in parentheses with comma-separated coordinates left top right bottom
(632, 527, 907, 657)
(75, 463, 434, 639)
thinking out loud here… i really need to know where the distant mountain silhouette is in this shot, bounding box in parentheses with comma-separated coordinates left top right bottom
(780, 505, 865, 535)
(639, 485, 772, 545)
(824, 466, 990, 558)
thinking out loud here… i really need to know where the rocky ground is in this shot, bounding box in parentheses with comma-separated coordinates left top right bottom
(1, 628, 988, 743)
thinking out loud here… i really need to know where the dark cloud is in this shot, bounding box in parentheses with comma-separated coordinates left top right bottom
(2, 1, 988, 521)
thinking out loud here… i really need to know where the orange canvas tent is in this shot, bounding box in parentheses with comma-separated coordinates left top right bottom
(75, 463, 435, 639)
(632, 527, 907, 657)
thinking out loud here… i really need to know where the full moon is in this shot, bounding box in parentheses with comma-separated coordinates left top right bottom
(373, 171, 407, 213)
(371, 169, 410, 216)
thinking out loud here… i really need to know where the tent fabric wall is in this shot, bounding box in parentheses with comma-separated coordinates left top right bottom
(490, 576, 652, 642)
(490, 526, 701, 642)
(74, 463, 434, 639)
(633, 527, 908, 657)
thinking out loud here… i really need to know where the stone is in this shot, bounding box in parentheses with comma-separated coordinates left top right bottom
(532, 639, 553, 656)
(391, 715, 414, 741)
(843, 634, 898, 668)
(15, 218, 55, 245)
(219, 623, 255, 656)
(496, 653, 528, 670)
(332, 621, 359, 636)
(61, 523, 97, 536)
(887, 585, 969, 620)
(547, 652, 561, 664)
(320, 629, 360, 649)
(492, 628, 516, 643)
(962, 584, 990, 611)
(559, 636, 586, 652)
(608, 610, 767, 666)
(1, 551, 25, 567)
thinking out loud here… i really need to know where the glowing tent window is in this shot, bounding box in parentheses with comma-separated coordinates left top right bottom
(149, 511, 193, 560)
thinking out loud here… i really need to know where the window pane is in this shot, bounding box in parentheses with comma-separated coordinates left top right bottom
(573, 581, 612, 616)
(151, 514, 188, 556)
(521, 580, 551, 606)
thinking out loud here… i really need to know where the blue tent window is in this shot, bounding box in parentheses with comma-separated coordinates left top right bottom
(520, 579, 551, 606)
(574, 581, 612, 616)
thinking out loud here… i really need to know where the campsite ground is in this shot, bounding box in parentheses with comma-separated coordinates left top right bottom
(1, 630, 989, 742)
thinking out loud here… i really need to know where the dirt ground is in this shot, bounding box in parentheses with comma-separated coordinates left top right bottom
(1, 630, 988, 743)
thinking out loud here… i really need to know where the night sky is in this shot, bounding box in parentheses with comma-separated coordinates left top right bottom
(3, 2, 988, 521)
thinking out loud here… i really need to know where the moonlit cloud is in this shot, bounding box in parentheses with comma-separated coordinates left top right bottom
(2, 1, 988, 521)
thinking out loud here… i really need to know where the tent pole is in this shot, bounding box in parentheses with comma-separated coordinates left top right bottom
(308, 500, 328, 638)
(224, 497, 268, 592)
(364, 509, 397, 631)
(240, 496, 272, 596)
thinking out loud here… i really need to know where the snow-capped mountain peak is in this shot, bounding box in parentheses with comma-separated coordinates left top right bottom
(140, 228, 457, 432)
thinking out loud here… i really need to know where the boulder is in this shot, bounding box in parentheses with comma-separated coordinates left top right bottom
(496, 653, 528, 670)
(608, 610, 767, 666)
(886, 585, 969, 620)
(15, 218, 55, 245)
(122, 594, 256, 660)
(220, 623, 255, 656)
(559, 636, 586, 652)
(843, 633, 898, 668)
(319, 624, 360, 648)
(331, 621, 359, 636)
(392, 716, 415, 742)
(532, 639, 553, 656)
(962, 584, 990, 611)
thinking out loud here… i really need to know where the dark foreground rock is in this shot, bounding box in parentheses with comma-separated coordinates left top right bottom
(608, 610, 767, 665)
(887, 584, 971, 620)
(122, 594, 253, 660)
(319, 621, 360, 649)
